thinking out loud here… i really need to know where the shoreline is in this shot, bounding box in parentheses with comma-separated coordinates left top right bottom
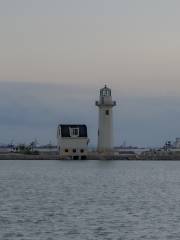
(1, 152, 180, 160)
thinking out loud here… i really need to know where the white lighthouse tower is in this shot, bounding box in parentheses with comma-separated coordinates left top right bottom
(95, 85, 116, 152)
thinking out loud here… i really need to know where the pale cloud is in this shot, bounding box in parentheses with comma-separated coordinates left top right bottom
(0, 12, 180, 95)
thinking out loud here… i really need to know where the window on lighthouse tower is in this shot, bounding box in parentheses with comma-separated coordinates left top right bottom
(106, 110, 109, 115)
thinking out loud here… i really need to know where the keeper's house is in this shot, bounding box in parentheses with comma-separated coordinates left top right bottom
(57, 124, 89, 160)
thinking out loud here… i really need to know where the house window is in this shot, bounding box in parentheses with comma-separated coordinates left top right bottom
(65, 149, 69, 153)
(80, 149, 84, 153)
(70, 128, 79, 137)
(72, 149, 76, 153)
(106, 110, 109, 115)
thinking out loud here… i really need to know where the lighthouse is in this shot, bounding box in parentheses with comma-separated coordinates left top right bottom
(95, 85, 116, 152)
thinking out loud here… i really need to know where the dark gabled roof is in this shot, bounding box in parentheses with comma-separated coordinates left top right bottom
(59, 124, 88, 138)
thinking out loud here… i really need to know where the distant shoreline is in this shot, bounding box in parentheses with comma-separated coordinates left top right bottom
(1, 152, 180, 160)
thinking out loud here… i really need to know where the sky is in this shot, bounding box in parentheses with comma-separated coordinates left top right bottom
(0, 0, 180, 147)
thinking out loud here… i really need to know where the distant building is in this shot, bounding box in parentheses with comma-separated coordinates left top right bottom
(57, 124, 89, 159)
(95, 85, 116, 152)
(163, 138, 180, 150)
(174, 138, 180, 149)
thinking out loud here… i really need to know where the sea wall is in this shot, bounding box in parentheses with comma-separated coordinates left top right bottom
(1, 151, 180, 160)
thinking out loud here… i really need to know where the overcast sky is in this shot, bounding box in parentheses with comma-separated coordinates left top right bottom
(0, 0, 180, 146)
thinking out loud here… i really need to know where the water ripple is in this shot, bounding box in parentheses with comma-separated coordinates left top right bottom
(0, 160, 180, 239)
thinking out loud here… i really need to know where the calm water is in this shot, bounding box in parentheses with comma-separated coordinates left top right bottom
(0, 160, 180, 240)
